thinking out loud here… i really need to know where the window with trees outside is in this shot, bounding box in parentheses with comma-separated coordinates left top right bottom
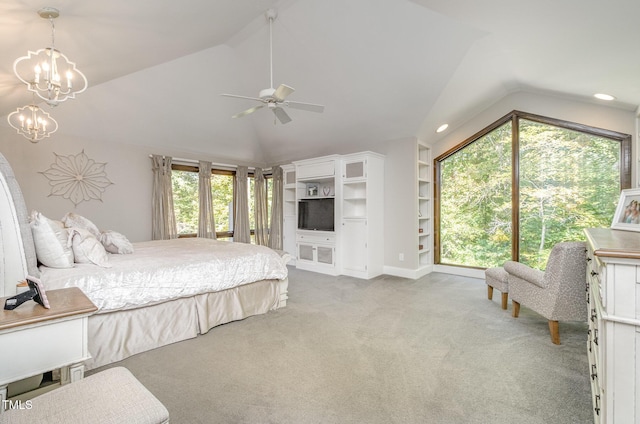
(171, 165, 272, 241)
(435, 111, 631, 270)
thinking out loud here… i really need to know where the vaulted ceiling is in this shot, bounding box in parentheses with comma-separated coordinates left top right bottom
(1, 0, 638, 164)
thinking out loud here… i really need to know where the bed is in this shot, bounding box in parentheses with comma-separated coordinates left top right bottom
(0, 152, 289, 370)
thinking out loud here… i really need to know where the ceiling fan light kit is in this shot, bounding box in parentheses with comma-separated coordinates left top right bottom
(221, 9, 324, 124)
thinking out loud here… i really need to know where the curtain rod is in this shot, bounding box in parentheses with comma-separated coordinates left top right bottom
(148, 154, 272, 172)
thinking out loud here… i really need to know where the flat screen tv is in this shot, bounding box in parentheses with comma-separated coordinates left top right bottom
(298, 198, 334, 231)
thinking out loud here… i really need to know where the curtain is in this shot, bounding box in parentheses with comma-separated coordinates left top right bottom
(233, 166, 251, 243)
(268, 165, 283, 250)
(151, 155, 177, 240)
(254, 168, 269, 246)
(198, 161, 217, 239)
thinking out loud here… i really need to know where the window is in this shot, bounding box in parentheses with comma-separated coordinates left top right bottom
(435, 111, 631, 269)
(171, 164, 271, 240)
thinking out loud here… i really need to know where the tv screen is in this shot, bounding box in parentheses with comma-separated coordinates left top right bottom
(298, 198, 334, 231)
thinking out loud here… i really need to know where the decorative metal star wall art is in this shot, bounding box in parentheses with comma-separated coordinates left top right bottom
(40, 150, 113, 206)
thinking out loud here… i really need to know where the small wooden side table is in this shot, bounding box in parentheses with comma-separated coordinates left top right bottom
(0, 287, 97, 413)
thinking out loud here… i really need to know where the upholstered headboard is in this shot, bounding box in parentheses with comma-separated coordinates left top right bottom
(0, 152, 39, 297)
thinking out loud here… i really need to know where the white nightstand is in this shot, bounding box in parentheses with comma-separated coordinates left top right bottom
(0, 287, 97, 413)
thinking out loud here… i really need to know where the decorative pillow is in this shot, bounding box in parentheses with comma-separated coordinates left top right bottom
(61, 212, 101, 238)
(100, 230, 134, 254)
(29, 211, 74, 268)
(69, 228, 111, 268)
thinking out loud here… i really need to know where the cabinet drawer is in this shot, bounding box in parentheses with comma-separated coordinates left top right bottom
(297, 161, 335, 180)
(297, 232, 335, 244)
(0, 318, 89, 385)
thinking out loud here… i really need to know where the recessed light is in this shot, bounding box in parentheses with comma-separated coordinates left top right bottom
(436, 124, 449, 133)
(594, 93, 615, 101)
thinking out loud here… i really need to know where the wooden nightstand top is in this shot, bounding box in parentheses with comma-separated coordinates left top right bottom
(0, 287, 97, 331)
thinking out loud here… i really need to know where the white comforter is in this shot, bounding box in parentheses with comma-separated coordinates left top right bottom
(39, 238, 289, 312)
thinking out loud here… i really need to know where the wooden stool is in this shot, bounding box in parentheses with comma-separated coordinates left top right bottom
(485, 267, 509, 310)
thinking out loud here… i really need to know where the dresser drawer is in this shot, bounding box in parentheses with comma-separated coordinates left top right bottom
(296, 232, 335, 244)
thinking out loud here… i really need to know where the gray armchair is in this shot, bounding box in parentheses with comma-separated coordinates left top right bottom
(504, 241, 587, 344)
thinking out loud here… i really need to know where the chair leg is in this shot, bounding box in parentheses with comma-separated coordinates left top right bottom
(548, 320, 560, 345)
(501, 293, 508, 310)
(512, 301, 520, 317)
(487, 285, 494, 300)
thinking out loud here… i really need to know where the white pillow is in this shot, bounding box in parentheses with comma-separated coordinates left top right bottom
(100, 230, 134, 254)
(69, 228, 111, 268)
(62, 212, 101, 238)
(29, 211, 74, 268)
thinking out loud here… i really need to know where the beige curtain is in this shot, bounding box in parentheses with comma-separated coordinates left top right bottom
(268, 165, 283, 250)
(233, 166, 251, 243)
(151, 155, 177, 240)
(254, 168, 269, 245)
(198, 161, 217, 239)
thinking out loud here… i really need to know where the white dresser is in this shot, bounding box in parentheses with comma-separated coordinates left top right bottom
(584, 228, 640, 424)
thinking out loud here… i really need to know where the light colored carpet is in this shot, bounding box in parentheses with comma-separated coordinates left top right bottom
(91, 267, 592, 424)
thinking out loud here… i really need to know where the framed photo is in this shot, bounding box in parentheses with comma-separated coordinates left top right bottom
(611, 188, 640, 232)
(27, 275, 50, 309)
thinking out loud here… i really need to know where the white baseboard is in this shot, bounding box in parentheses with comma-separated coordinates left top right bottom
(433, 265, 485, 279)
(383, 264, 433, 280)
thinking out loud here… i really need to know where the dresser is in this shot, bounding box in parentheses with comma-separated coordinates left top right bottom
(584, 228, 640, 424)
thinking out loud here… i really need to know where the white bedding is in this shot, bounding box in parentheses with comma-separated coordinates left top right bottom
(39, 238, 289, 313)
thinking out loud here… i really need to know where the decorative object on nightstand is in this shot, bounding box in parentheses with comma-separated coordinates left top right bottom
(3, 276, 49, 310)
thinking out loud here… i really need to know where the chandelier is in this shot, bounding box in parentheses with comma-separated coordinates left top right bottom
(7, 102, 59, 143)
(13, 7, 88, 106)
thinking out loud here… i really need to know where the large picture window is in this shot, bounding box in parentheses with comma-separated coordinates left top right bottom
(435, 111, 631, 269)
(171, 165, 271, 241)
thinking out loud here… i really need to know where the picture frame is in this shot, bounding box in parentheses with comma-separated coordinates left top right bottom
(306, 183, 318, 197)
(611, 188, 640, 232)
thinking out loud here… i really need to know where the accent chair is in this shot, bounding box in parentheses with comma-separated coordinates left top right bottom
(504, 241, 587, 345)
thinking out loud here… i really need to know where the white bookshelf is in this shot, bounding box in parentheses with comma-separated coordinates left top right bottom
(417, 141, 433, 276)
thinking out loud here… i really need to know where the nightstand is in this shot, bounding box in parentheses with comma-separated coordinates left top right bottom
(0, 287, 97, 413)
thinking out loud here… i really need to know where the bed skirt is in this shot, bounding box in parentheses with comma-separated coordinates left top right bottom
(85, 278, 288, 370)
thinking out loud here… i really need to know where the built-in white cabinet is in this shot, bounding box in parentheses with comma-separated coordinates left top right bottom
(340, 152, 384, 279)
(281, 164, 297, 263)
(584, 228, 640, 424)
(296, 232, 336, 274)
(288, 152, 384, 278)
(293, 156, 340, 275)
(416, 141, 433, 277)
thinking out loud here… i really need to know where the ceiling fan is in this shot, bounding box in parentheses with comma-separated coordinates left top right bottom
(221, 9, 324, 124)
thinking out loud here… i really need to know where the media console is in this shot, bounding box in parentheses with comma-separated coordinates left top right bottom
(285, 152, 384, 278)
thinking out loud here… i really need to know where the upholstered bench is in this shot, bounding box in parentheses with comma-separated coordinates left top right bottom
(485, 267, 509, 310)
(0, 367, 169, 424)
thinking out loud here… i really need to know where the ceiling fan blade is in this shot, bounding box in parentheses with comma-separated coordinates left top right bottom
(221, 93, 264, 102)
(273, 84, 295, 101)
(272, 107, 292, 124)
(285, 100, 325, 113)
(233, 105, 264, 119)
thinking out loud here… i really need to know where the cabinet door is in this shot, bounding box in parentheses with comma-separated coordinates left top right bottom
(343, 159, 366, 181)
(284, 168, 296, 186)
(298, 244, 314, 262)
(342, 219, 367, 272)
(283, 216, 296, 256)
(317, 246, 334, 265)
